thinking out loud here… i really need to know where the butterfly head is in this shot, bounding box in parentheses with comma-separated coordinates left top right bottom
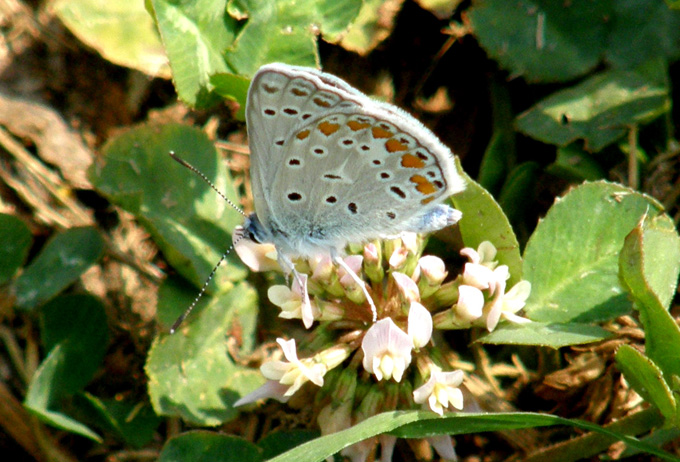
(242, 213, 272, 245)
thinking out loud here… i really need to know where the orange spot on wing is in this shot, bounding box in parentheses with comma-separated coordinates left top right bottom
(401, 154, 426, 168)
(385, 139, 408, 153)
(296, 129, 310, 140)
(313, 97, 331, 108)
(318, 121, 340, 136)
(291, 88, 309, 96)
(372, 126, 392, 139)
(347, 120, 371, 131)
(411, 175, 437, 195)
(421, 197, 435, 205)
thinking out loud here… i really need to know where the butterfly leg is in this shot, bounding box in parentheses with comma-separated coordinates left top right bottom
(331, 250, 377, 323)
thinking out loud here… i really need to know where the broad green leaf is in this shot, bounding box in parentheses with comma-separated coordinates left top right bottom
(545, 145, 606, 182)
(478, 322, 611, 348)
(159, 431, 261, 462)
(211, 72, 251, 120)
(149, 0, 238, 107)
(53, 0, 170, 78)
(0, 213, 31, 285)
(339, 0, 402, 55)
(478, 129, 515, 196)
(25, 295, 108, 442)
(523, 181, 663, 323)
(615, 345, 676, 424)
(497, 161, 539, 230)
(13, 227, 104, 310)
(269, 411, 677, 462)
(90, 123, 246, 290)
(451, 157, 522, 285)
(225, 0, 362, 75)
(147, 281, 261, 425)
(668, 0, 680, 9)
(619, 215, 680, 382)
(606, 2, 680, 68)
(258, 430, 320, 459)
(469, 0, 610, 82)
(516, 59, 670, 152)
(75, 394, 162, 448)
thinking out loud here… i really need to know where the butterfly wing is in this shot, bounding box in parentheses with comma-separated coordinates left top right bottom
(246, 64, 464, 256)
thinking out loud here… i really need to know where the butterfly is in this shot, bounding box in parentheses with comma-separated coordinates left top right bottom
(238, 63, 465, 323)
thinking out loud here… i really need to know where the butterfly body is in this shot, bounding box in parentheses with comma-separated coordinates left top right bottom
(244, 63, 465, 263)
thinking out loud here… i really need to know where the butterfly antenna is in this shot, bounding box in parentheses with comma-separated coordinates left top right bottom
(169, 229, 248, 333)
(169, 151, 247, 217)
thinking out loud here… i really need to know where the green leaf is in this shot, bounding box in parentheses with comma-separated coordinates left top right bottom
(25, 295, 109, 441)
(53, 0, 170, 77)
(619, 214, 680, 383)
(258, 430, 320, 459)
(516, 59, 670, 152)
(497, 161, 539, 228)
(211, 72, 251, 120)
(159, 431, 261, 462)
(147, 281, 262, 425)
(451, 157, 522, 285)
(13, 227, 104, 310)
(469, 0, 610, 82)
(75, 394, 162, 448)
(523, 181, 663, 323)
(268, 411, 678, 462)
(606, 2, 680, 68)
(478, 321, 612, 348)
(224, 0, 362, 75)
(149, 0, 238, 107)
(615, 345, 676, 424)
(0, 213, 32, 285)
(477, 129, 515, 196)
(545, 144, 606, 182)
(90, 123, 247, 290)
(338, 0, 402, 55)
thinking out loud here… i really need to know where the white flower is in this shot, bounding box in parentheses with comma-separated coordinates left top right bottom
(233, 226, 279, 272)
(337, 255, 364, 287)
(268, 273, 316, 328)
(260, 338, 326, 397)
(460, 241, 500, 290)
(362, 318, 413, 382)
(392, 272, 420, 303)
(407, 302, 432, 349)
(454, 285, 484, 322)
(233, 380, 291, 407)
(413, 255, 447, 285)
(388, 246, 409, 269)
(413, 368, 464, 416)
(484, 279, 532, 331)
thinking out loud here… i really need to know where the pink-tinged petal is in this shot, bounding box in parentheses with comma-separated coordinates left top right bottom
(338, 255, 364, 286)
(388, 246, 409, 269)
(392, 272, 420, 303)
(294, 274, 315, 329)
(484, 280, 505, 332)
(408, 302, 433, 349)
(428, 435, 457, 461)
(414, 255, 446, 284)
(310, 254, 334, 281)
(233, 227, 279, 272)
(413, 376, 436, 404)
(455, 285, 484, 322)
(488, 265, 509, 296)
(379, 434, 397, 462)
(363, 243, 379, 263)
(361, 318, 413, 382)
(233, 380, 290, 406)
(459, 247, 480, 264)
(462, 262, 495, 289)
